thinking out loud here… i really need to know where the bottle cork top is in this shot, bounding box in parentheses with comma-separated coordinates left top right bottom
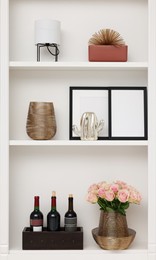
(52, 191, 56, 197)
(69, 194, 73, 198)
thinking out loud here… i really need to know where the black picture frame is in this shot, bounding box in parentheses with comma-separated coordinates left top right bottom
(69, 87, 110, 140)
(109, 87, 148, 140)
(69, 86, 148, 141)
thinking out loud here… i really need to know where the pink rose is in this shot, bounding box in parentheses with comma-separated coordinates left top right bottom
(86, 192, 98, 203)
(129, 190, 142, 204)
(98, 181, 110, 191)
(98, 188, 105, 199)
(117, 189, 129, 203)
(110, 183, 119, 193)
(88, 184, 98, 194)
(97, 181, 106, 188)
(105, 190, 115, 201)
(115, 180, 127, 189)
(87, 180, 141, 212)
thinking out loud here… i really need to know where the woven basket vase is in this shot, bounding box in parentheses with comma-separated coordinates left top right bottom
(26, 102, 56, 140)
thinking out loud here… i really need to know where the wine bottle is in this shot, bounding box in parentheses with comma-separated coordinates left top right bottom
(30, 196, 43, 232)
(64, 194, 77, 232)
(47, 191, 60, 231)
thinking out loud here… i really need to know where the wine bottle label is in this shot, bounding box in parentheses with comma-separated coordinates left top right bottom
(33, 226, 42, 232)
(47, 216, 60, 231)
(30, 219, 43, 226)
(64, 217, 77, 232)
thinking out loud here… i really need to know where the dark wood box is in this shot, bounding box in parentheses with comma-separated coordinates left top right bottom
(22, 227, 83, 250)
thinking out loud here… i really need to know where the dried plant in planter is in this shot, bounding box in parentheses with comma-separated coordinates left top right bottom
(88, 28, 125, 46)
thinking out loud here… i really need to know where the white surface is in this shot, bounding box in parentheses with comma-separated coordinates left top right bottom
(9, 140, 148, 146)
(0, 0, 9, 250)
(72, 89, 108, 137)
(9, 70, 147, 141)
(8, 248, 148, 260)
(111, 89, 145, 137)
(9, 146, 147, 250)
(9, 0, 148, 62)
(9, 61, 148, 70)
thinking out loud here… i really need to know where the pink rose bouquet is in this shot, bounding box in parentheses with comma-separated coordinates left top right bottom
(86, 180, 142, 215)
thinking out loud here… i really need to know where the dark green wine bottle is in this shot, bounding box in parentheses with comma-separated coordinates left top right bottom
(30, 196, 43, 232)
(47, 191, 60, 231)
(64, 194, 77, 232)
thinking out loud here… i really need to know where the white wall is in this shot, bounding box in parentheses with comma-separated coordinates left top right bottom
(9, 70, 147, 140)
(9, 0, 148, 62)
(9, 146, 147, 249)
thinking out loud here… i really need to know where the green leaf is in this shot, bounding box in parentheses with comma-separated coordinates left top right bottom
(106, 207, 115, 213)
(120, 202, 129, 210)
(118, 208, 126, 215)
(123, 202, 129, 209)
(97, 198, 106, 211)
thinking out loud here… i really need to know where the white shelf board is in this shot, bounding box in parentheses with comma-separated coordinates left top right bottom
(9, 248, 148, 255)
(8, 246, 148, 260)
(9, 140, 148, 146)
(9, 61, 148, 71)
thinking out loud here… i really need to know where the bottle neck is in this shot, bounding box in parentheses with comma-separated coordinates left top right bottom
(51, 196, 57, 210)
(34, 196, 40, 210)
(68, 197, 74, 211)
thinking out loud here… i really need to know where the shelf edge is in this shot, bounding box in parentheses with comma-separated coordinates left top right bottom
(9, 61, 148, 71)
(9, 140, 148, 146)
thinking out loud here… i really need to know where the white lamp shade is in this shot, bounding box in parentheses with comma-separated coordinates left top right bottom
(35, 19, 61, 45)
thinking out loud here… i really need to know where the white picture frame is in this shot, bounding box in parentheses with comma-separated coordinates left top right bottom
(110, 87, 147, 140)
(69, 87, 109, 140)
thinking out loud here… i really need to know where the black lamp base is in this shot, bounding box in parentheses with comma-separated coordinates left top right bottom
(37, 43, 59, 62)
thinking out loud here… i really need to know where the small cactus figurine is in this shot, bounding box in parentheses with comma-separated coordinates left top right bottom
(72, 112, 104, 141)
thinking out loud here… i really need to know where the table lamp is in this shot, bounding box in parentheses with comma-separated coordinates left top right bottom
(35, 19, 61, 62)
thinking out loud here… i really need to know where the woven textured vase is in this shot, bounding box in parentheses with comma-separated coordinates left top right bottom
(26, 102, 56, 140)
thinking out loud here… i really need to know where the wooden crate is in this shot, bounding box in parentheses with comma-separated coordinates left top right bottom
(22, 227, 83, 250)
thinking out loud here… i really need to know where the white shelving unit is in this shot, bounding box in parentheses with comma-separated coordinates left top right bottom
(1, 0, 156, 260)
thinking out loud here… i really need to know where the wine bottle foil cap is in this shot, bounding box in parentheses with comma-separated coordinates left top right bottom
(52, 191, 56, 196)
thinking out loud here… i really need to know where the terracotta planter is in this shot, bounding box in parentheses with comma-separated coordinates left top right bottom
(88, 45, 128, 62)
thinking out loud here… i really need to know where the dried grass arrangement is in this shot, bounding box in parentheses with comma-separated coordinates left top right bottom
(88, 28, 127, 62)
(88, 28, 125, 46)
